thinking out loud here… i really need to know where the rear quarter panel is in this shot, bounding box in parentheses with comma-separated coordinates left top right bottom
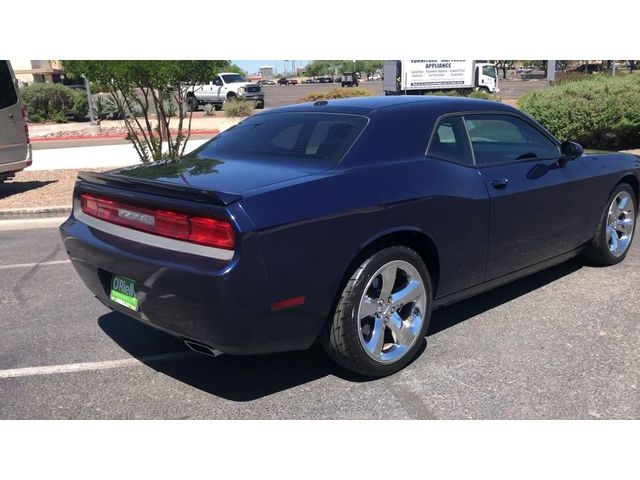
(240, 156, 490, 306)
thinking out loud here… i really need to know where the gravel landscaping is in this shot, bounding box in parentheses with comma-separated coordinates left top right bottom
(0, 169, 109, 210)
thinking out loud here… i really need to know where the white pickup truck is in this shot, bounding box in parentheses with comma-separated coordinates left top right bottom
(185, 72, 265, 111)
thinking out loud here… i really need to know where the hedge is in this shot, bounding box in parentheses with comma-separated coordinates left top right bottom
(20, 83, 88, 123)
(298, 87, 371, 103)
(518, 74, 640, 150)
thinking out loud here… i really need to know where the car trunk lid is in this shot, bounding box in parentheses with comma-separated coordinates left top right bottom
(102, 155, 328, 202)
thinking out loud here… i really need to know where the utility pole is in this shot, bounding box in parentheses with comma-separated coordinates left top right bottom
(83, 74, 98, 128)
(546, 60, 556, 83)
(612, 60, 616, 76)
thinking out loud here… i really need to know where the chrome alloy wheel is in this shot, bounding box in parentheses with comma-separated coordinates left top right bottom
(356, 260, 427, 363)
(606, 191, 636, 257)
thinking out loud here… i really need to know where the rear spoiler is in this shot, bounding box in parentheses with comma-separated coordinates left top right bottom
(77, 171, 242, 206)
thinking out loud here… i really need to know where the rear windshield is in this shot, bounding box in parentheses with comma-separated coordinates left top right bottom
(196, 112, 368, 165)
(0, 61, 18, 110)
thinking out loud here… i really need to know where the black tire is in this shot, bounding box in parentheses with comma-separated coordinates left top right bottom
(186, 96, 199, 112)
(321, 245, 432, 377)
(583, 182, 637, 266)
(255, 101, 265, 109)
(214, 104, 222, 111)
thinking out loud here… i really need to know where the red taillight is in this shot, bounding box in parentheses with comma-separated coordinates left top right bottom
(21, 107, 30, 144)
(80, 193, 235, 250)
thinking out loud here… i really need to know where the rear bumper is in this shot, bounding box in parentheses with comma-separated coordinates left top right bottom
(0, 149, 31, 175)
(60, 211, 329, 355)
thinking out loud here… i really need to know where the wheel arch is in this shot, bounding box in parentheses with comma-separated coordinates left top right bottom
(618, 173, 639, 206)
(338, 228, 441, 302)
(319, 227, 440, 345)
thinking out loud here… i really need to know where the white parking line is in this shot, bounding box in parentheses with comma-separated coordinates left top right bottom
(0, 259, 71, 270)
(0, 352, 194, 379)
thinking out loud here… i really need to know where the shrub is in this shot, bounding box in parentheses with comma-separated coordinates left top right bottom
(298, 87, 371, 103)
(554, 71, 593, 84)
(223, 99, 255, 117)
(203, 104, 216, 116)
(420, 90, 500, 101)
(20, 83, 88, 122)
(518, 74, 640, 150)
(92, 93, 127, 120)
(467, 90, 501, 101)
(162, 98, 178, 117)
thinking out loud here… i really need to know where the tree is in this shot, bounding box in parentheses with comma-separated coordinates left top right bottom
(226, 63, 248, 75)
(63, 60, 229, 163)
(493, 60, 515, 79)
(628, 61, 639, 71)
(306, 60, 383, 78)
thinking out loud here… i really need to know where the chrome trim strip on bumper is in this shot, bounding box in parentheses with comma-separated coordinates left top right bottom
(75, 209, 235, 261)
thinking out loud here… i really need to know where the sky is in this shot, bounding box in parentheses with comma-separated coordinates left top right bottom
(232, 60, 310, 75)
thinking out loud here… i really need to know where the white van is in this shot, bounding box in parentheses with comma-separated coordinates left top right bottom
(1, 60, 31, 181)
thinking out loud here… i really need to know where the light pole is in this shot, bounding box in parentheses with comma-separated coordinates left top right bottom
(82, 74, 98, 127)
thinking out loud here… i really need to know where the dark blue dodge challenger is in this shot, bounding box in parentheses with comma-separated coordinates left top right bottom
(61, 96, 640, 376)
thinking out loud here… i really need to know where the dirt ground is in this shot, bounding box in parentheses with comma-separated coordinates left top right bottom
(0, 169, 108, 210)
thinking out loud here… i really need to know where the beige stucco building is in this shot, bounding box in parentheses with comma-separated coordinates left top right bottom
(10, 60, 64, 86)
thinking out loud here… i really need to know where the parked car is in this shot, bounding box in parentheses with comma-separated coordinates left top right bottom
(368, 74, 382, 81)
(317, 76, 333, 83)
(303, 78, 317, 84)
(185, 73, 264, 111)
(61, 96, 640, 377)
(258, 79, 276, 86)
(0, 60, 31, 182)
(278, 78, 297, 86)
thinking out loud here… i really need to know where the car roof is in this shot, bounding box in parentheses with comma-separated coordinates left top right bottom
(266, 95, 517, 117)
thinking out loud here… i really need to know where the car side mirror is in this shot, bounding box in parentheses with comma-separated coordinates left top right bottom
(560, 141, 584, 160)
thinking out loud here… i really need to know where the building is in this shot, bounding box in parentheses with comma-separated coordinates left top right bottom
(259, 65, 274, 79)
(11, 60, 64, 86)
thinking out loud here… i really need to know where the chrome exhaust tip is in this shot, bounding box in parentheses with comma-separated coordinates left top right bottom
(184, 340, 223, 357)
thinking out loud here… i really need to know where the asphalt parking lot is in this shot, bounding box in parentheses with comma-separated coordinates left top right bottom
(263, 79, 549, 108)
(1, 222, 638, 419)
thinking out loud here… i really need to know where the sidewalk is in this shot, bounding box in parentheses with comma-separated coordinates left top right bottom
(26, 139, 209, 171)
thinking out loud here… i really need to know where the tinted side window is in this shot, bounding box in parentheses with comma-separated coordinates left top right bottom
(427, 116, 474, 166)
(464, 114, 559, 165)
(0, 61, 18, 110)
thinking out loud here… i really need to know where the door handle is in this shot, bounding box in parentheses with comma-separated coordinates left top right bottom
(490, 178, 509, 189)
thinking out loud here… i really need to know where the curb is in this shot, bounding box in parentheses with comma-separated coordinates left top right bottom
(0, 206, 71, 220)
(30, 129, 220, 142)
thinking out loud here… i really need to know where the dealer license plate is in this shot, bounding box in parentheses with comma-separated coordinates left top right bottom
(110, 275, 138, 311)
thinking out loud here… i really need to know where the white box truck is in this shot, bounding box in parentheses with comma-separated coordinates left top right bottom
(383, 60, 499, 95)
